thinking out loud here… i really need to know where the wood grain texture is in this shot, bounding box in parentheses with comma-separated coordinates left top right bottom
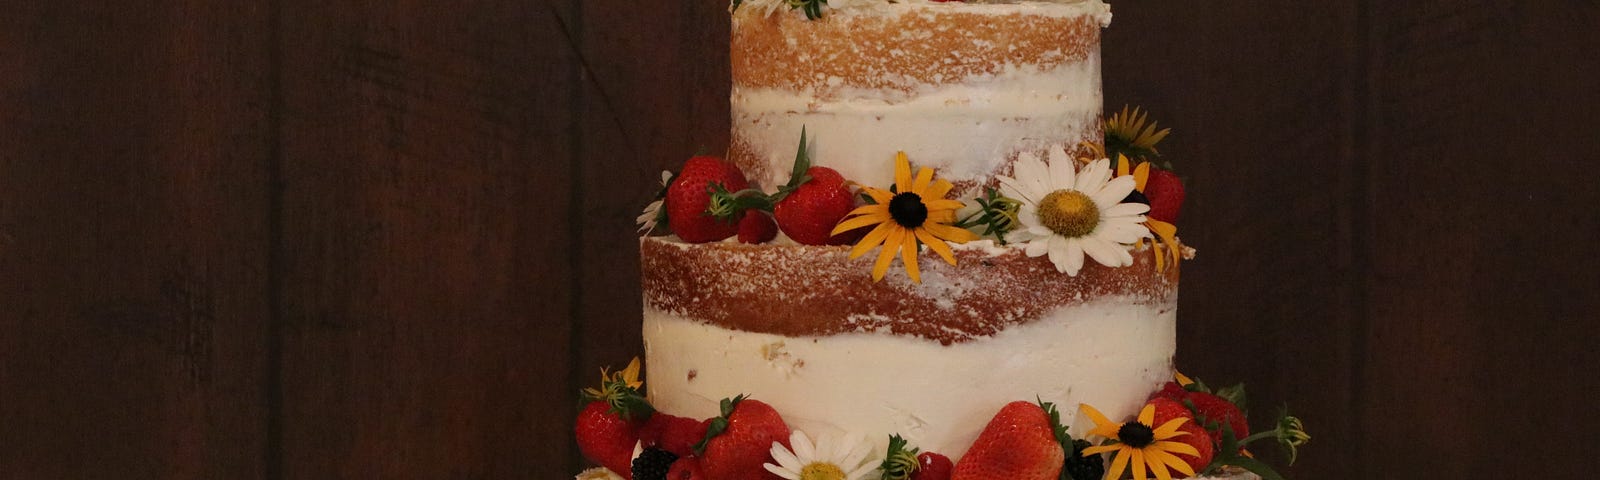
(1360, 1, 1600, 477)
(1104, 2, 1360, 478)
(562, 0, 733, 469)
(0, 1, 272, 478)
(274, 0, 578, 477)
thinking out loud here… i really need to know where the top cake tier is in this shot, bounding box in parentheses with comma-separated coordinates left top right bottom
(729, 0, 1112, 197)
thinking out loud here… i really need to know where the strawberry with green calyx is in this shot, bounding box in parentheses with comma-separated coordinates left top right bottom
(879, 434, 952, 480)
(1200, 411, 1307, 480)
(666, 156, 751, 243)
(694, 395, 791, 480)
(951, 400, 1064, 480)
(577, 358, 655, 479)
(773, 128, 862, 245)
(879, 435, 921, 480)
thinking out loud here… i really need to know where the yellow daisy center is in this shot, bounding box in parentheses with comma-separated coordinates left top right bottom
(799, 462, 847, 480)
(1038, 189, 1100, 238)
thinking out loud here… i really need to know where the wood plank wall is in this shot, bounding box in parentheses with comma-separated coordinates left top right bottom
(1, 0, 1596, 478)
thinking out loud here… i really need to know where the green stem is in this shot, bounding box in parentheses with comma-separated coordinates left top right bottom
(1238, 430, 1276, 446)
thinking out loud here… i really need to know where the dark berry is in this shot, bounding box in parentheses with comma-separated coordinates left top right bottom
(632, 446, 679, 480)
(1121, 188, 1150, 206)
(1063, 440, 1107, 480)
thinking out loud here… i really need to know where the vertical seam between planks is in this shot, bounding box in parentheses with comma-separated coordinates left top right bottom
(264, 0, 286, 477)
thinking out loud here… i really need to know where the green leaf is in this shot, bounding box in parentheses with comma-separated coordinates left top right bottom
(1215, 383, 1248, 411)
(1220, 455, 1288, 480)
(878, 434, 919, 480)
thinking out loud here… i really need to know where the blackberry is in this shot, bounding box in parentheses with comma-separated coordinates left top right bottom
(631, 447, 679, 480)
(1062, 439, 1106, 480)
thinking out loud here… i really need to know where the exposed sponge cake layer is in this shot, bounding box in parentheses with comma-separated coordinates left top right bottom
(729, 1, 1111, 196)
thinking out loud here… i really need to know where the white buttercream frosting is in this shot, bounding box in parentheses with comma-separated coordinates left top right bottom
(643, 297, 1175, 458)
(733, 53, 1103, 192)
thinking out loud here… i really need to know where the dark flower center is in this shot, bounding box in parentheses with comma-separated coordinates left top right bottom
(889, 192, 928, 228)
(1118, 422, 1155, 448)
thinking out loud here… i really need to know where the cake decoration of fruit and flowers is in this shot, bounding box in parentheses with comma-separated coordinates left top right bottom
(637, 107, 1190, 283)
(574, 357, 1310, 480)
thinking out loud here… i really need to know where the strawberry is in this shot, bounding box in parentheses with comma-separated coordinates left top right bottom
(737, 211, 778, 244)
(1150, 381, 1190, 402)
(1144, 167, 1185, 224)
(639, 413, 709, 458)
(774, 166, 857, 245)
(1187, 392, 1249, 449)
(1171, 422, 1214, 475)
(666, 456, 708, 480)
(576, 401, 643, 479)
(951, 401, 1064, 480)
(576, 358, 655, 479)
(695, 395, 791, 480)
(1146, 397, 1193, 426)
(666, 156, 750, 243)
(913, 452, 954, 480)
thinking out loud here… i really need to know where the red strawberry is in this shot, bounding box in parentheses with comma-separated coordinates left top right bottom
(951, 401, 1064, 480)
(1146, 397, 1193, 427)
(639, 413, 709, 458)
(737, 211, 778, 244)
(697, 396, 790, 480)
(1143, 397, 1208, 476)
(1187, 392, 1249, 449)
(1170, 422, 1214, 475)
(774, 166, 858, 245)
(667, 156, 750, 243)
(1143, 168, 1185, 224)
(576, 401, 643, 479)
(1150, 381, 1190, 402)
(913, 452, 954, 480)
(666, 456, 708, 480)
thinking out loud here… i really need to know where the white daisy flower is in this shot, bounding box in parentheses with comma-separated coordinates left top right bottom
(636, 170, 672, 234)
(997, 147, 1150, 276)
(764, 431, 880, 480)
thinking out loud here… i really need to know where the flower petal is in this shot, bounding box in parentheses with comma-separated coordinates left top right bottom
(924, 199, 965, 212)
(1152, 448, 1196, 477)
(1046, 234, 1072, 274)
(849, 222, 896, 260)
(1081, 445, 1122, 456)
(770, 442, 803, 472)
(911, 166, 935, 194)
(873, 228, 906, 281)
(863, 187, 894, 205)
(922, 222, 978, 243)
(1077, 159, 1113, 193)
(1130, 449, 1147, 480)
(834, 210, 891, 236)
(1137, 404, 1156, 426)
(1106, 450, 1131, 480)
(916, 228, 958, 265)
(1022, 238, 1050, 258)
(791, 431, 816, 462)
(1092, 175, 1138, 209)
(1153, 417, 1190, 438)
(1149, 450, 1173, 480)
(926, 179, 955, 200)
(997, 176, 1031, 205)
(1078, 404, 1120, 438)
(1064, 237, 1086, 275)
(893, 153, 914, 193)
(902, 231, 922, 283)
(1081, 236, 1129, 268)
(763, 462, 799, 480)
(1104, 202, 1152, 218)
(1152, 441, 1199, 458)
(1048, 150, 1077, 191)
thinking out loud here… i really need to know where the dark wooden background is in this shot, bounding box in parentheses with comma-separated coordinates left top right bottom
(2, 0, 1597, 478)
